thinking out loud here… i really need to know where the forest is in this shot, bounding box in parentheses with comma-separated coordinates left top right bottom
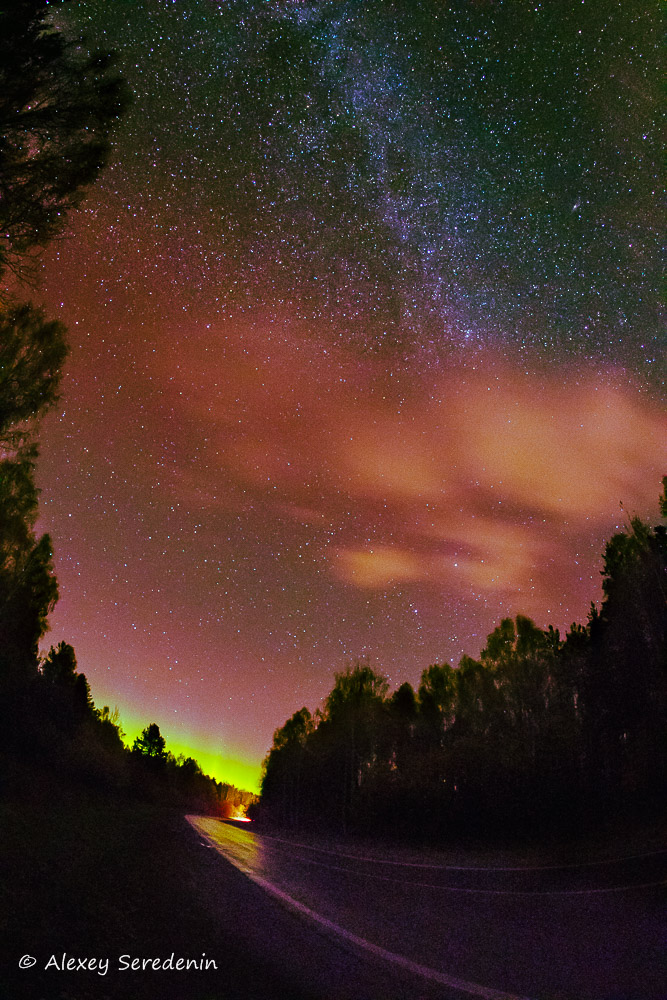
(1, 3, 665, 844)
(3, 635, 256, 816)
(259, 496, 667, 840)
(2, 9, 663, 1000)
(0, 2, 252, 818)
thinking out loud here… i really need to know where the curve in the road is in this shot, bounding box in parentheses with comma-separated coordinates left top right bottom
(192, 819, 535, 1000)
(259, 833, 667, 872)
(281, 852, 667, 895)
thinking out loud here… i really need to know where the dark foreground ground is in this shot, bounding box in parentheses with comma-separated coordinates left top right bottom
(1, 783, 466, 1000)
(2, 778, 665, 1000)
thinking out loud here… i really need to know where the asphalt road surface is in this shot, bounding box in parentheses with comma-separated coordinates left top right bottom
(188, 816, 667, 1000)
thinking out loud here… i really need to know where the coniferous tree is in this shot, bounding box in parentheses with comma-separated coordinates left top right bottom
(259, 484, 666, 840)
(132, 723, 167, 759)
(0, 2, 128, 689)
(0, 1, 130, 281)
(0, 447, 58, 681)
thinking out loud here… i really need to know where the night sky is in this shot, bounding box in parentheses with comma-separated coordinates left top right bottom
(34, 0, 664, 790)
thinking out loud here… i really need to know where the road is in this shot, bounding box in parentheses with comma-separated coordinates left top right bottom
(188, 816, 667, 1000)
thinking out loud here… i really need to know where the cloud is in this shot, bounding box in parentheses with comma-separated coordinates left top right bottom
(156, 326, 666, 613)
(341, 368, 664, 526)
(331, 545, 426, 588)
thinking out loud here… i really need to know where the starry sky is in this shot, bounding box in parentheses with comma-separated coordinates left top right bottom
(34, 0, 664, 791)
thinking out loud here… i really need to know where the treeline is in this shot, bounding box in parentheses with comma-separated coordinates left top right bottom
(259, 495, 667, 840)
(1, 638, 255, 816)
(0, 5, 255, 817)
(129, 721, 256, 816)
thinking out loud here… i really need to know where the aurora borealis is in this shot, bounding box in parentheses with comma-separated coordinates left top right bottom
(33, 1, 664, 790)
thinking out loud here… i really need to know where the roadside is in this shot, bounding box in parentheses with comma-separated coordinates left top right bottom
(0, 779, 314, 1000)
(247, 810, 667, 871)
(2, 769, 664, 1000)
(0, 779, 464, 1000)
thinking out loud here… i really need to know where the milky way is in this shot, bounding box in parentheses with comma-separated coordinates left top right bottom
(34, 1, 664, 788)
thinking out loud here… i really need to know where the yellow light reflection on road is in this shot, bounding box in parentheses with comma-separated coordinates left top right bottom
(190, 816, 263, 874)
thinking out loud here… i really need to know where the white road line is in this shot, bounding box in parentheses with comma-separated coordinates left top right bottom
(192, 818, 667, 894)
(189, 817, 535, 1000)
(258, 831, 667, 873)
(282, 852, 667, 896)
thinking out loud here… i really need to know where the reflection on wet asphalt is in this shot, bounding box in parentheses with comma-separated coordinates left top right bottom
(189, 817, 667, 1000)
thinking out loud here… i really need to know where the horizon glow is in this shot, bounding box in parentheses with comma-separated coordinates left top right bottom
(34, 1, 664, 789)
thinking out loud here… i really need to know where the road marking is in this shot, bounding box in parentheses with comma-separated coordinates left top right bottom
(259, 832, 667, 873)
(189, 817, 534, 1000)
(283, 852, 667, 896)
(193, 818, 667, 894)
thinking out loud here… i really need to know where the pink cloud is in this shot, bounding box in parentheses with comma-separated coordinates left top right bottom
(154, 327, 666, 613)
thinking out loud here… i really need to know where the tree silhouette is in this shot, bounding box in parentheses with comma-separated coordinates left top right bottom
(41, 640, 78, 685)
(585, 510, 667, 806)
(132, 723, 167, 759)
(0, 1, 130, 281)
(324, 661, 389, 832)
(0, 446, 58, 680)
(418, 662, 457, 732)
(0, 304, 68, 448)
(261, 707, 314, 827)
(0, 3, 128, 688)
(0, 11, 252, 825)
(660, 477, 667, 519)
(259, 485, 667, 840)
